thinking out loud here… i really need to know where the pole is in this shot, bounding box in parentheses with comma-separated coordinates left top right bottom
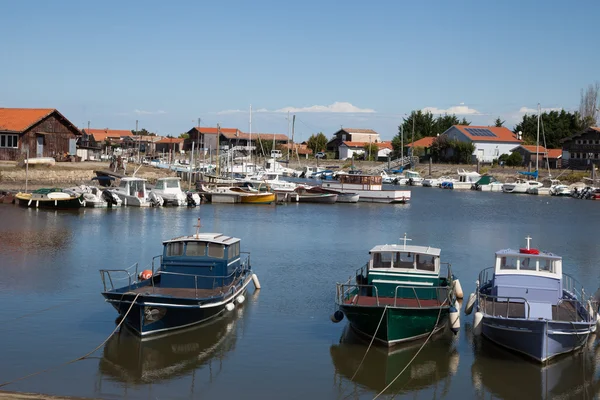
(189, 141, 195, 190)
(25, 148, 29, 193)
(286, 111, 290, 161)
(216, 124, 220, 176)
(411, 116, 415, 169)
(400, 124, 403, 159)
(291, 115, 296, 165)
(136, 119, 141, 164)
(249, 105, 252, 173)
(536, 103, 540, 180)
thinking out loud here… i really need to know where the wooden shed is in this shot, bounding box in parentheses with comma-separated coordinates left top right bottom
(0, 108, 81, 161)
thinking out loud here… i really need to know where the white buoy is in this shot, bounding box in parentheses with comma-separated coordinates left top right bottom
(236, 294, 245, 304)
(449, 305, 460, 334)
(465, 293, 476, 315)
(473, 312, 484, 336)
(252, 274, 261, 290)
(453, 279, 464, 299)
(225, 302, 235, 311)
(596, 314, 600, 333)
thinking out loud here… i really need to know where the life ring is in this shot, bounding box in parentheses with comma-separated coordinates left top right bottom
(520, 248, 540, 255)
(138, 269, 153, 280)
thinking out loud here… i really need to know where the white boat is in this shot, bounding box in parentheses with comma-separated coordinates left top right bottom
(548, 180, 572, 196)
(151, 177, 187, 206)
(502, 179, 543, 194)
(63, 185, 122, 208)
(322, 174, 410, 203)
(299, 166, 325, 178)
(439, 177, 458, 189)
(110, 177, 163, 207)
(421, 177, 440, 187)
(472, 176, 503, 192)
(396, 170, 423, 186)
(380, 170, 396, 184)
(453, 170, 481, 190)
(241, 172, 299, 193)
(264, 158, 299, 177)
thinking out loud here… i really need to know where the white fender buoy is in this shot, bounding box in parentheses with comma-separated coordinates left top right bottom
(595, 314, 600, 333)
(449, 305, 460, 334)
(225, 302, 235, 311)
(252, 273, 261, 290)
(587, 300, 595, 320)
(236, 295, 245, 304)
(453, 279, 464, 299)
(330, 310, 344, 323)
(465, 293, 476, 315)
(473, 312, 484, 336)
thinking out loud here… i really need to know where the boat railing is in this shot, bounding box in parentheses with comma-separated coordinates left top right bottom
(151, 255, 162, 275)
(393, 284, 451, 307)
(336, 284, 380, 306)
(99, 262, 138, 291)
(562, 273, 587, 301)
(478, 293, 531, 319)
(478, 267, 495, 287)
(555, 298, 591, 322)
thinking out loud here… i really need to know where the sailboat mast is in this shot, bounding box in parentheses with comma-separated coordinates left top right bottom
(249, 104, 252, 174)
(536, 103, 540, 180)
(286, 111, 290, 161)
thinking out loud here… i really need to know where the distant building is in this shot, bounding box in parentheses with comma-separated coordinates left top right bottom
(82, 128, 133, 149)
(280, 142, 313, 159)
(560, 126, 600, 169)
(0, 108, 81, 161)
(326, 128, 381, 158)
(405, 136, 436, 157)
(510, 145, 562, 169)
(155, 137, 184, 154)
(184, 126, 288, 154)
(339, 141, 393, 160)
(443, 125, 522, 163)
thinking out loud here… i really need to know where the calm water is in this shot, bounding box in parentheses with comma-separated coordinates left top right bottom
(1, 187, 600, 399)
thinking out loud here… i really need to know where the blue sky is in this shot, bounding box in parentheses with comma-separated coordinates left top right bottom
(1, 0, 598, 141)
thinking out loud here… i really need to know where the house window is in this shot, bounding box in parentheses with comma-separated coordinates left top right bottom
(0, 134, 18, 148)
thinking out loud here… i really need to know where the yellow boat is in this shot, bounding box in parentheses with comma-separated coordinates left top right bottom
(230, 187, 275, 204)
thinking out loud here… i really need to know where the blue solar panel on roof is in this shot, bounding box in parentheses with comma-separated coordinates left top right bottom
(465, 128, 497, 137)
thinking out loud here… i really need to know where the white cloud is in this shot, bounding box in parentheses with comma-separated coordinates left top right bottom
(421, 105, 481, 115)
(134, 109, 166, 115)
(216, 109, 245, 115)
(518, 106, 563, 114)
(274, 101, 375, 113)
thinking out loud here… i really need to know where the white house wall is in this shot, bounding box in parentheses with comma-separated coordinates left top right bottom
(445, 126, 518, 163)
(339, 146, 364, 160)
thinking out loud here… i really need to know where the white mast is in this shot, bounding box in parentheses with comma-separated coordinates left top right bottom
(536, 103, 540, 181)
(249, 104, 252, 174)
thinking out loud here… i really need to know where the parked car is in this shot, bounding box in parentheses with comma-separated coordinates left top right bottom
(316, 152, 327, 159)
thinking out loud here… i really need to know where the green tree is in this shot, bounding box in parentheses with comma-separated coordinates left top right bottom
(514, 110, 583, 148)
(179, 133, 190, 139)
(436, 114, 462, 133)
(506, 152, 523, 167)
(306, 132, 328, 155)
(363, 143, 379, 161)
(494, 117, 505, 127)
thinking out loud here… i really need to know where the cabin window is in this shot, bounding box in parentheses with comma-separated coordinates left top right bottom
(500, 257, 518, 270)
(166, 180, 180, 188)
(540, 259, 554, 273)
(372, 252, 392, 268)
(155, 180, 165, 190)
(208, 243, 225, 258)
(416, 255, 436, 271)
(166, 242, 184, 256)
(229, 242, 240, 259)
(0, 134, 18, 148)
(520, 257, 536, 271)
(186, 241, 206, 256)
(395, 252, 415, 269)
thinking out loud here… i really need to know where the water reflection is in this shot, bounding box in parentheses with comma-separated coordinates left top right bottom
(98, 305, 249, 386)
(330, 325, 459, 397)
(471, 337, 600, 399)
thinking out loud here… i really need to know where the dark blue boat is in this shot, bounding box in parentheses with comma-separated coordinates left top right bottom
(100, 222, 259, 337)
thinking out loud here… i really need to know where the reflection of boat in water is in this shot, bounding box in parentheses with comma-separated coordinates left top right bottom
(471, 337, 600, 400)
(98, 299, 250, 384)
(330, 325, 459, 395)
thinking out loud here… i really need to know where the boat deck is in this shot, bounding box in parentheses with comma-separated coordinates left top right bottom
(481, 300, 581, 322)
(127, 279, 244, 299)
(344, 295, 443, 308)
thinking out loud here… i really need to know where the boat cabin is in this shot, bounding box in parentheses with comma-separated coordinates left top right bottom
(155, 177, 181, 191)
(160, 233, 242, 289)
(366, 244, 443, 299)
(118, 177, 148, 198)
(338, 174, 382, 190)
(492, 246, 563, 308)
(457, 169, 481, 183)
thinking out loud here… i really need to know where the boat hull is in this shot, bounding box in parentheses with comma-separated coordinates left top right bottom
(103, 276, 252, 337)
(340, 304, 448, 346)
(480, 315, 593, 363)
(239, 192, 276, 204)
(335, 193, 359, 203)
(15, 193, 83, 209)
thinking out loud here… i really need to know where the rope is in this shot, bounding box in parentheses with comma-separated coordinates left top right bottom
(0, 293, 141, 389)
(373, 299, 448, 400)
(3, 298, 80, 324)
(350, 305, 388, 381)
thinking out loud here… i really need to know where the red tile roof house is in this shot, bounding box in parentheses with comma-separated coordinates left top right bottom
(338, 141, 393, 160)
(155, 137, 185, 154)
(0, 108, 82, 161)
(510, 144, 563, 169)
(184, 126, 289, 154)
(442, 125, 522, 163)
(405, 136, 437, 158)
(326, 128, 381, 158)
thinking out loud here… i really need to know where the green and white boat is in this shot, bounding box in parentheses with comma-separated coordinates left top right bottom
(333, 235, 460, 346)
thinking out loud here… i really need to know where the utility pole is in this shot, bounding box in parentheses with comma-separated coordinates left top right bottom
(136, 119, 141, 164)
(249, 105, 252, 172)
(400, 124, 403, 159)
(216, 123, 221, 176)
(286, 111, 290, 162)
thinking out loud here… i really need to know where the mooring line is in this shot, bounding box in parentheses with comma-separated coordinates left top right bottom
(374, 299, 448, 400)
(3, 298, 80, 324)
(0, 293, 141, 388)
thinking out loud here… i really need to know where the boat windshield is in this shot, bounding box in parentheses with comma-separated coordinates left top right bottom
(498, 256, 556, 273)
(185, 241, 206, 256)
